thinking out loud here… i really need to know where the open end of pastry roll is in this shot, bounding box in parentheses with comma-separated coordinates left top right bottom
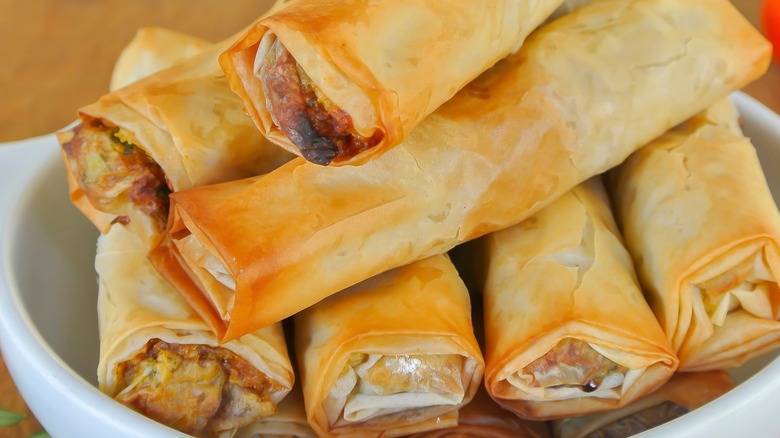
(60, 118, 172, 243)
(608, 98, 780, 370)
(322, 352, 469, 428)
(484, 179, 677, 420)
(295, 254, 484, 436)
(680, 245, 780, 349)
(221, 0, 568, 165)
(254, 33, 383, 165)
(59, 4, 296, 249)
(552, 371, 734, 438)
(113, 339, 283, 437)
(97, 226, 294, 437)
(489, 331, 672, 420)
(515, 338, 634, 398)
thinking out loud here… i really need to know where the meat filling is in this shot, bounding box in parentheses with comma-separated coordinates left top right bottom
(523, 338, 628, 393)
(115, 339, 280, 438)
(259, 38, 382, 165)
(61, 119, 170, 228)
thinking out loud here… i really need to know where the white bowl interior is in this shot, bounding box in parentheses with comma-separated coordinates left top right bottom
(9, 154, 100, 384)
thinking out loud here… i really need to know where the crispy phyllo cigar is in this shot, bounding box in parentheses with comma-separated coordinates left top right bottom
(96, 226, 294, 437)
(483, 179, 678, 420)
(552, 371, 734, 438)
(220, 0, 566, 165)
(110, 27, 211, 91)
(235, 384, 316, 438)
(58, 13, 294, 250)
(608, 98, 780, 371)
(294, 254, 484, 437)
(154, 0, 770, 341)
(407, 386, 551, 438)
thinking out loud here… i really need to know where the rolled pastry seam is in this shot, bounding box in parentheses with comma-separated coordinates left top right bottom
(608, 98, 780, 371)
(483, 179, 678, 420)
(220, 0, 565, 165)
(235, 384, 316, 438)
(159, 0, 771, 341)
(96, 226, 294, 437)
(552, 371, 734, 438)
(109, 27, 211, 91)
(58, 11, 293, 250)
(295, 254, 484, 437)
(407, 386, 552, 438)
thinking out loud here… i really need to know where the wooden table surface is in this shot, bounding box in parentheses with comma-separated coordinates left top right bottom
(0, 0, 777, 437)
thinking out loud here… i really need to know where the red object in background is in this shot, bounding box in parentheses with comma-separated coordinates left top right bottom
(764, 0, 780, 64)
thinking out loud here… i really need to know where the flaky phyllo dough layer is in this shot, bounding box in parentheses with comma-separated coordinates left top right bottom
(295, 254, 484, 437)
(484, 180, 677, 420)
(322, 353, 470, 428)
(96, 226, 294, 438)
(609, 98, 780, 371)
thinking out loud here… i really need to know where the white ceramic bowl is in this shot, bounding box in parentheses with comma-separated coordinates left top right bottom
(0, 92, 779, 437)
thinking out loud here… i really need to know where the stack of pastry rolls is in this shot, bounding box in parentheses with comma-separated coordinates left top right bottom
(154, 0, 770, 342)
(56, 0, 780, 435)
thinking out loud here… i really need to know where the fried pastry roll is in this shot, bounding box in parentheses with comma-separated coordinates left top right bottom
(295, 254, 484, 437)
(609, 98, 780, 371)
(483, 179, 678, 420)
(552, 372, 734, 438)
(109, 27, 211, 91)
(154, 0, 770, 341)
(96, 226, 294, 437)
(220, 0, 565, 165)
(58, 6, 294, 249)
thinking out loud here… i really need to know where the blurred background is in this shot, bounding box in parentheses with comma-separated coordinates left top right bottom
(0, 0, 777, 143)
(0, 0, 776, 437)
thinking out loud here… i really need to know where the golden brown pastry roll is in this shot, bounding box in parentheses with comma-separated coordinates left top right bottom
(109, 27, 211, 91)
(294, 254, 484, 437)
(408, 386, 551, 438)
(483, 178, 678, 420)
(219, 0, 565, 165)
(235, 384, 316, 438)
(58, 13, 294, 250)
(96, 226, 294, 437)
(552, 371, 734, 438)
(155, 0, 770, 341)
(609, 98, 780, 371)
